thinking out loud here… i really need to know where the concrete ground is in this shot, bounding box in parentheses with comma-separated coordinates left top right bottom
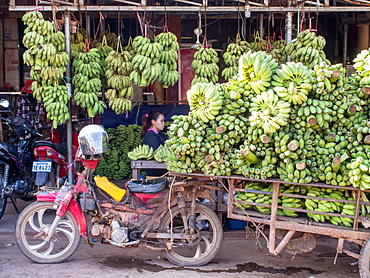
(0, 199, 363, 278)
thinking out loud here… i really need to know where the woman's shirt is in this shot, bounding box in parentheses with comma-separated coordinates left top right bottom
(142, 129, 168, 150)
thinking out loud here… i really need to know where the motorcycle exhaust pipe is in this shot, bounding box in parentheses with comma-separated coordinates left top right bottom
(3, 186, 12, 194)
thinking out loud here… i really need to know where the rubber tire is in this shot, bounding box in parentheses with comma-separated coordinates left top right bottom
(359, 238, 370, 278)
(159, 203, 223, 267)
(15, 201, 81, 263)
(0, 167, 6, 219)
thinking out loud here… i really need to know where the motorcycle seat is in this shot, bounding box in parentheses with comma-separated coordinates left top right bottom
(0, 142, 17, 156)
(34, 141, 67, 157)
(127, 177, 168, 194)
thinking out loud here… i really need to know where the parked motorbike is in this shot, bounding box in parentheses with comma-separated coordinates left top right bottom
(0, 99, 44, 219)
(33, 124, 79, 188)
(15, 124, 223, 266)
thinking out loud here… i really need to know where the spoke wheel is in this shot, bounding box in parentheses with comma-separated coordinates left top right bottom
(16, 202, 81, 263)
(159, 203, 223, 267)
(359, 238, 370, 278)
(0, 167, 6, 219)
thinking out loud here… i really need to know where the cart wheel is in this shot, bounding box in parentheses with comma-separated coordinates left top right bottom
(359, 238, 370, 278)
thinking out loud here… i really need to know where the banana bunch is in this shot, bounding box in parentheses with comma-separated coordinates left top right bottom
(71, 28, 89, 56)
(279, 188, 303, 217)
(155, 32, 180, 88)
(272, 62, 312, 104)
(130, 36, 163, 87)
(96, 42, 114, 77)
(285, 29, 329, 68)
(154, 144, 171, 162)
(249, 90, 291, 134)
(49, 31, 66, 52)
(352, 48, 370, 95)
(296, 99, 333, 129)
(22, 10, 71, 126)
(105, 50, 133, 114)
(72, 48, 106, 117)
(310, 62, 346, 97)
(191, 45, 219, 85)
(222, 37, 250, 80)
(22, 11, 54, 36)
(234, 182, 271, 213)
(269, 39, 286, 64)
(238, 50, 278, 94)
(187, 83, 224, 122)
(222, 80, 250, 115)
(41, 86, 70, 128)
(127, 144, 155, 160)
(348, 156, 370, 189)
(278, 159, 313, 184)
(249, 37, 267, 52)
(98, 31, 118, 49)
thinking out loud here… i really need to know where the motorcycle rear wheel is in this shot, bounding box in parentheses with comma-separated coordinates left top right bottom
(0, 167, 6, 219)
(15, 201, 81, 263)
(159, 203, 223, 267)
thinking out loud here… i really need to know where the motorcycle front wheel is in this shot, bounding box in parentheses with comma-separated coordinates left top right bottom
(15, 202, 81, 263)
(159, 203, 223, 267)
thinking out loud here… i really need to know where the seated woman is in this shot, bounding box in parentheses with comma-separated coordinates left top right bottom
(141, 111, 168, 177)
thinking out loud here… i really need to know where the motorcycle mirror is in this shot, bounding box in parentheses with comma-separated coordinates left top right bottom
(0, 98, 10, 108)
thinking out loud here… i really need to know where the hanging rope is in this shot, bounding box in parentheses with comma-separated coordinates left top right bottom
(94, 7, 105, 41)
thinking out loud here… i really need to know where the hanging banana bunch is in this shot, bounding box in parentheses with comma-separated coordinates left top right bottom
(72, 48, 106, 117)
(98, 30, 118, 49)
(222, 34, 250, 81)
(285, 29, 330, 69)
(105, 47, 133, 114)
(130, 36, 163, 87)
(191, 44, 219, 85)
(71, 28, 89, 56)
(22, 11, 70, 128)
(96, 36, 114, 78)
(155, 31, 180, 88)
(269, 39, 286, 64)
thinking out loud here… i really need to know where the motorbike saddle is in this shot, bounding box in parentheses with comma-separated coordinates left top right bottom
(0, 142, 18, 156)
(127, 177, 168, 194)
(34, 141, 67, 157)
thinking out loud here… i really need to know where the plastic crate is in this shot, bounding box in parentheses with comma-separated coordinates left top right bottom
(225, 219, 248, 230)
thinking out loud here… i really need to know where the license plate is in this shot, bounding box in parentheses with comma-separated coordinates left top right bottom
(32, 161, 52, 172)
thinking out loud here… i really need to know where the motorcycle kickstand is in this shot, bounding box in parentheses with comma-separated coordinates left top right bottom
(9, 197, 20, 214)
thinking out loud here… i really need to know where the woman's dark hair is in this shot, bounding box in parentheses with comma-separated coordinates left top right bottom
(141, 111, 164, 138)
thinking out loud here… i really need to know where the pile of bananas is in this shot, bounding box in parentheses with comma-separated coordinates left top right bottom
(22, 11, 71, 127)
(130, 36, 163, 87)
(72, 48, 106, 117)
(279, 187, 304, 217)
(71, 28, 88, 56)
(95, 124, 142, 180)
(285, 29, 330, 68)
(222, 37, 250, 80)
(272, 62, 312, 104)
(187, 83, 224, 123)
(155, 32, 180, 88)
(191, 45, 219, 85)
(249, 90, 291, 134)
(127, 144, 155, 160)
(238, 50, 278, 94)
(154, 144, 172, 162)
(105, 50, 133, 114)
(234, 182, 271, 213)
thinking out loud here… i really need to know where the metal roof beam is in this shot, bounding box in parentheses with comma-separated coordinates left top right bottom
(8, 5, 370, 11)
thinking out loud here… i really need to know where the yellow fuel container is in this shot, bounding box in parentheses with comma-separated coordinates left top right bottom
(94, 176, 126, 202)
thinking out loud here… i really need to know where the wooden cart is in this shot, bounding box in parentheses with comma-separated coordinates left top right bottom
(169, 171, 370, 277)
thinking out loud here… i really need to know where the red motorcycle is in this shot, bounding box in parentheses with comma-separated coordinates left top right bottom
(33, 126, 79, 188)
(15, 124, 223, 267)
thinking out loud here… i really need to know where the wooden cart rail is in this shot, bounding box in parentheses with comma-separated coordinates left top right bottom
(169, 171, 370, 259)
